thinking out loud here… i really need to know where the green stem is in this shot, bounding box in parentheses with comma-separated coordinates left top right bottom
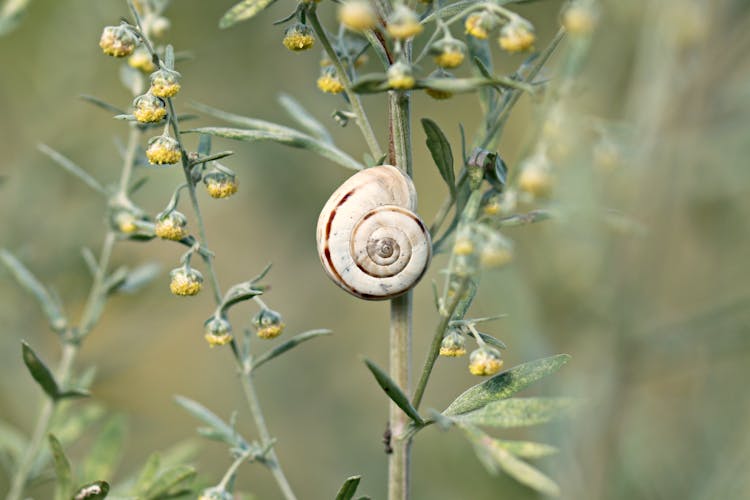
(166, 98, 223, 305)
(5, 123, 139, 500)
(308, 6, 384, 159)
(387, 44, 413, 497)
(412, 277, 468, 409)
(239, 374, 298, 500)
(4, 344, 76, 500)
(165, 92, 296, 500)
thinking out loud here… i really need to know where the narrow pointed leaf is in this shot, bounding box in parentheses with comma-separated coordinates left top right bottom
(79, 95, 126, 116)
(37, 144, 107, 195)
(116, 262, 161, 294)
(197, 134, 211, 156)
(279, 93, 332, 144)
(143, 464, 196, 499)
(421, 119, 455, 197)
(73, 481, 109, 500)
(133, 453, 161, 496)
(462, 425, 560, 496)
(476, 332, 507, 350)
(443, 354, 571, 416)
(219, 0, 277, 28)
(21, 341, 60, 399)
(185, 126, 363, 170)
(495, 440, 558, 459)
(457, 397, 578, 428)
(81, 415, 126, 483)
(364, 359, 424, 425)
(57, 388, 91, 400)
(335, 475, 361, 500)
(2, 249, 68, 332)
(174, 396, 244, 447)
(49, 434, 73, 500)
(252, 329, 332, 372)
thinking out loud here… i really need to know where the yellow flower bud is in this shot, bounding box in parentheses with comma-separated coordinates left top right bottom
(203, 170, 239, 199)
(498, 22, 535, 52)
(430, 38, 466, 69)
(518, 154, 553, 197)
(283, 23, 315, 52)
(562, 4, 596, 36)
(149, 69, 181, 98)
(440, 329, 467, 357)
(154, 210, 188, 240)
(128, 46, 157, 72)
(338, 0, 378, 32)
(204, 316, 233, 347)
(99, 25, 137, 57)
(465, 12, 495, 40)
(453, 237, 474, 256)
(387, 61, 416, 90)
(252, 308, 285, 339)
(386, 5, 423, 39)
(317, 69, 345, 94)
(169, 267, 203, 296)
(146, 135, 182, 165)
(133, 93, 166, 123)
(468, 347, 503, 376)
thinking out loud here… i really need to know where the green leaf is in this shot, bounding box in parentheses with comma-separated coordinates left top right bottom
(252, 329, 332, 372)
(79, 95, 126, 116)
(143, 464, 197, 499)
(133, 453, 161, 496)
(350, 73, 389, 94)
(81, 415, 126, 483)
(21, 341, 59, 399)
(421, 118, 455, 197)
(335, 475, 362, 500)
(476, 332, 507, 350)
(185, 126, 363, 171)
(197, 134, 211, 156)
(57, 388, 91, 400)
(457, 397, 577, 428)
(37, 144, 107, 196)
(0, 0, 30, 36)
(278, 93, 332, 144)
(116, 262, 162, 294)
(219, 0, 277, 28)
(2, 249, 68, 332)
(462, 425, 560, 496)
(72, 481, 110, 500)
(420, 0, 472, 23)
(364, 359, 424, 425)
(494, 440, 558, 460)
(174, 396, 245, 447)
(443, 354, 571, 416)
(49, 434, 73, 500)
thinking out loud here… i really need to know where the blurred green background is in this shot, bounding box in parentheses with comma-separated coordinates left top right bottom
(1, 0, 750, 498)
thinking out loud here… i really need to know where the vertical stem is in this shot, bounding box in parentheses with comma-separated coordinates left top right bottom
(387, 37, 413, 498)
(239, 374, 298, 500)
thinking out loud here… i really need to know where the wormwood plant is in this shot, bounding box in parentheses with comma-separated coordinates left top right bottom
(0, 0, 598, 498)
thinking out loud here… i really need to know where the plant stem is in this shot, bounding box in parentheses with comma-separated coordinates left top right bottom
(387, 44, 414, 496)
(412, 277, 469, 410)
(239, 374, 298, 500)
(166, 98, 223, 305)
(308, 6, 384, 160)
(4, 343, 76, 500)
(5, 123, 139, 500)
(165, 92, 297, 500)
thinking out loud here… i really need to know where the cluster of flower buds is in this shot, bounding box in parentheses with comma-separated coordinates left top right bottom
(439, 322, 505, 376)
(465, 11, 535, 53)
(169, 265, 203, 296)
(203, 166, 239, 199)
(154, 210, 188, 241)
(204, 315, 233, 347)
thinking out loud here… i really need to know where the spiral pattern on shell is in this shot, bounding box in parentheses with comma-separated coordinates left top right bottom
(316, 165, 432, 300)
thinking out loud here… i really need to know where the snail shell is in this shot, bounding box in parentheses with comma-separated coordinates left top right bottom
(316, 165, 432, 300)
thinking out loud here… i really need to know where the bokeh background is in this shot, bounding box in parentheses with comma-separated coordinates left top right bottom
(1, 0, 749, 498)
